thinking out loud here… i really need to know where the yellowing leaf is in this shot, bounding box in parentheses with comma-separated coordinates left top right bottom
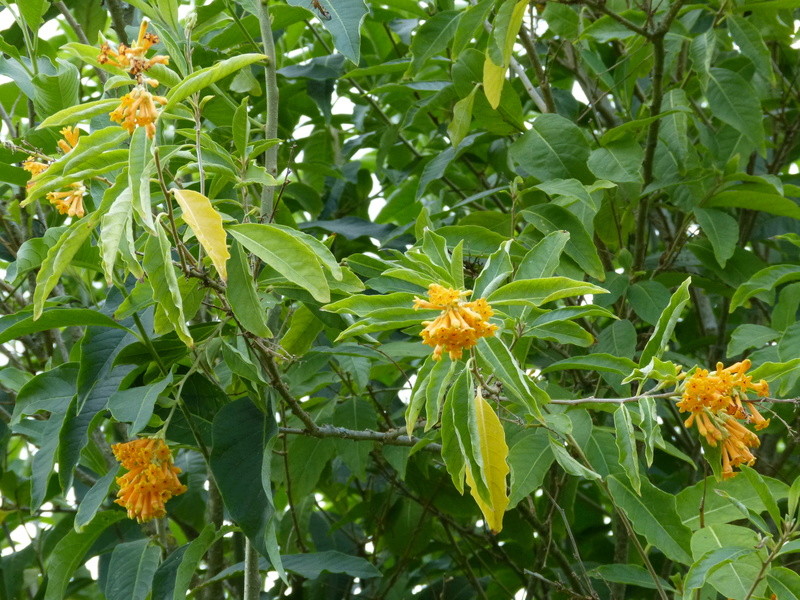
(465, 388, 510, 533)
(172, 189, 230, 281)
(483, 56, 506, 109)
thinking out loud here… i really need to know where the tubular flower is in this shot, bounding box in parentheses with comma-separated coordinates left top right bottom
(46, 182, 86, 218)
(98, 19, 169, 75)
(57, 126, 81, 154)
(110, 86, 167, 138)
(413, 283, 498, 360)
(677, 360, 770, 478)
(112, 438, 187, 523)
(22, 157, 49, 186)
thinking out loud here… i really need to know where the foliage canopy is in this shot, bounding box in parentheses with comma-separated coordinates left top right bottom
(0, 0, 800, 598)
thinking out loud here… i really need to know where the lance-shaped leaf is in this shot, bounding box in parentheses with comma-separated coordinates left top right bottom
(129, 126, 155, 233)
(226, 241, 272, 338)
(104, 539, 162, 600)
(100, 181, 133, 283)
(37, 98, 121, 129)
(109, 372, 174, 435)
(286, 0, 367, 63)
(164, 54, 267, 110)
(639, 277, 691, 366)
(143, 221, 193, 347)
(476, 336, 548, 417)
(488, 277, 607, 308)
(483, 0, 527, 108)
(614, 404, 641, 494)
(33, 218, 98, 320)
(228, 223, 330, 302)
(172, 189, 230, 281)
(464, 388, 510, 533)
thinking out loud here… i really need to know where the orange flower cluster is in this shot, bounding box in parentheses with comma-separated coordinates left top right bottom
(98, 20, 169, 76)
(677, 360, 770, 479)
(110, 86, 167, 139)
(100, 20, 169, 139)
(112, 438, 187, 523)
(21, 127, 86, 218)
(413, 284, 498, 360)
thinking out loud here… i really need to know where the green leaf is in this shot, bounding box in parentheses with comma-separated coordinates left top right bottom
(510, 114, 592, 182)
(607, 475, 693, 565)
(639, 277, 692, 367)
(12, 362, 77, 424)
(33, 219, 98, 320)
(587, 141, 643, 183)
(476, 336, 549, 416)
(144, 222, 193, 347)
(517, 231, 570, 279)
(542, 354, 637, 375)
(281, 551, 381, 579)
(542, 3, 579, 38)
(129, 126, 155, 233)
(508, 428, 553, 507)
(588, 564, 675, 592)
(44, 511, 127, 600)
(522, 205, 605, 280)
(74, 468, 118, 532)
(164, 54, 267, 110)
(614, 405, 640, 494)
(33, 60, 80, 118)
(548, 436, 601, 479)
(768, 567, 800, 600)
(210, 398, 274, 558)
(730, 265, 800, 312)
(324, 292, 416, 316)
(726, 324, 777, 357)
(108, 372, 173, 435)
(683, 546, 757, 597)
(448, 85, 478, 147)
(104, 539, 162, 600)
(100, 185, 136, 284)
(285, 0, 367, 63)
(690, 524, 765, 599)
(441, 371, 470, 493)
(627, 280, 671, 326)
(727, 15, 773, 81)
(18, 0, 48, 30)
(739, 465, 782, 526)
(408, 10, 460, 74)
(706, 67, 765, 152)
(154, 525, 217, 600)
(707, 187, 800, 220)
(226, 241, 273, 338)
(228, 223, 330, 303)
(0, 308, 129, 346)
(473, 241, 512, 297)
(488, 277, 608, 308)
(37, 98, 120, 129)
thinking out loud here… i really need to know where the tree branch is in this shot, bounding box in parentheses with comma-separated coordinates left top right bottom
(255, 0, 280, 220)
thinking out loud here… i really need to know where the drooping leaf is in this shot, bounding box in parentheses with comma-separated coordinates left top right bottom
(464, 388, 509, 533)
(143, 222, 193, 347)
(172, 189, 230, 281)
(226, 241, 273, 338)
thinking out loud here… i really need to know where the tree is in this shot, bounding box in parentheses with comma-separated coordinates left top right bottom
(1, 0, 799, 597)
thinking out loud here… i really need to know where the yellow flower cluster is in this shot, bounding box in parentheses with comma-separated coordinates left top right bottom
(677, 360, 770, 479)
(413, 284, 498, 360)
(98, 20, 169, 76)
(100, 20, 169, 139)
(112, 438, 187, 523)
(21, 127, 86, 218)
(109, 86, 167, 139)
